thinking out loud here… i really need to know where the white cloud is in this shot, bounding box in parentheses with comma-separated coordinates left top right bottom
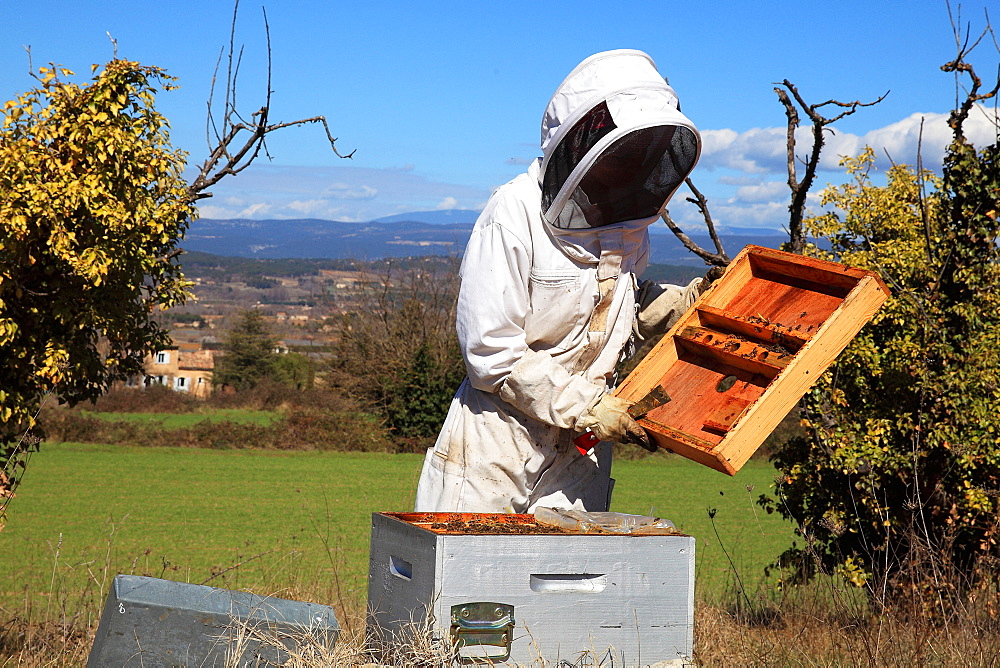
(735, 181, 787, 203)
(236, 202, 274, 218)
(666, 196, 788, 232)
(287, 199, 332, 215)
(194, 204, 231, 219)
(322, 183, 378, 200)
(717, 175, 762, 186)
(186, 163, 492, 221)
(699, 103, 1000, 178)
(699, 127, 787, 174)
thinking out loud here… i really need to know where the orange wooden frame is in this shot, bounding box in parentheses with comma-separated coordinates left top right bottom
(615, 245, 890, 475)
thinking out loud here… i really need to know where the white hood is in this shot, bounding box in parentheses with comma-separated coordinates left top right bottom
(538, 49, 701, 230)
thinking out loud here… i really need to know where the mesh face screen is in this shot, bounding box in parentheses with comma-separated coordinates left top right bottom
(541, 101, 617, 213)
(554, 125, 699, 229)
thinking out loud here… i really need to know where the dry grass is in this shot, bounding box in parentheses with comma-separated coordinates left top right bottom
(694, 600, 1000, 667)
(6, 595, 1000, 667)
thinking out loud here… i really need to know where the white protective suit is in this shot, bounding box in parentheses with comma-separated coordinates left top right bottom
(414, 50, 703, 513)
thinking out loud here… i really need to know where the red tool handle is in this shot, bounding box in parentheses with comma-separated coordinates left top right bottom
(574, 428, 600, 456)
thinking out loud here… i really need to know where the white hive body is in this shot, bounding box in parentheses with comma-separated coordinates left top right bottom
(367, 512, 694, 666)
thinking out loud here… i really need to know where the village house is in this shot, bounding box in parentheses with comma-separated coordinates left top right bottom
(124, 345, 217, 398)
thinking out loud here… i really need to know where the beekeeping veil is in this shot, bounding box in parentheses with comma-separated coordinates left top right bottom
(539, 50, 701, 230)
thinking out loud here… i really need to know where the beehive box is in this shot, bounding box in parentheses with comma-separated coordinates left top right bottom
(367, 512, 694, 665)
(88, 575, 339, 666)
(616, 245, 889, 475)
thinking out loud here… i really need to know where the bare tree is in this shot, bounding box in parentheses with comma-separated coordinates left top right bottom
(186, 1, 353, 204)
(942, 3, 1000, 134)
(662, 81, 885, 264)
(774, 81, 887, 253)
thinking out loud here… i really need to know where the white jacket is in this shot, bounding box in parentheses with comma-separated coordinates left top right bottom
(414, 50, 701, 513)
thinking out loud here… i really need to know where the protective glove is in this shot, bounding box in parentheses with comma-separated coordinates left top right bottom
(578, 394, 654, 451)
(699, 265, 726, 292)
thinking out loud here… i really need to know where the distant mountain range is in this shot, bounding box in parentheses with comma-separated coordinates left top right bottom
(183, 213, 787, 264)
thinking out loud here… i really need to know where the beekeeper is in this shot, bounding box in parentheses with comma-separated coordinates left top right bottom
(415, 49, 710, 514)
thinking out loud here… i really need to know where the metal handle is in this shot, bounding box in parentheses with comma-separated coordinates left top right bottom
(450, 602, 514, 663)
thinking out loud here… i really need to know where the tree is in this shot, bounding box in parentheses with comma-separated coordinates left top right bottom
(659, 81, 883, 265)
(0, 61, 195, 515)
(0, 7, 352, 524)
(273, 352, 315, 390)
(330, 258, 465, 441)
(212, 310, 279, 391)
(763, 39, 1000, 608)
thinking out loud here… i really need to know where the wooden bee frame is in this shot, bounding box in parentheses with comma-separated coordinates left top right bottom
(616, 245, 890, 475)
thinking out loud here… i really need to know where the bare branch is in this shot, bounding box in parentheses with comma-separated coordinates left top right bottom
(186, 1, 354, 204)
(773, 79, 887, 254)
(24, 46, 37, 82)
(660, 194, 730, 267)
(774, 86, 800, 192)
(106, 32, 118, 59)
(916, 117, 935, 265)
(204, 47, 223, 148)
(943, 0, 1000, 135)
(682, 178, 730, 264)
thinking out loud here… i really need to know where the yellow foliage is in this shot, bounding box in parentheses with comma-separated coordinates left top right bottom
(0, 60, 196, 459)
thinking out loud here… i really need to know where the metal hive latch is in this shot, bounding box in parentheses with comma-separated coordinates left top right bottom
(450, 602, 514, 663)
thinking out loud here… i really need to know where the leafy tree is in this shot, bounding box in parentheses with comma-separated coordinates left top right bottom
(764, 87, 1000, 603)
(0, 61, 194, 514)
(387, 342, 465, 438)
(273, 351, 315, 390)
(212, 310, 279, 391)
(0, 8, 350, 522)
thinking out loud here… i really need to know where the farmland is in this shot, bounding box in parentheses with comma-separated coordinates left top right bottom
(0, 441, 794, 624)
(3, 424, 997, 664)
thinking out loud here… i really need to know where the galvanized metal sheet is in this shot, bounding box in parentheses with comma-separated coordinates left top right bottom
(87, 575, 338, 667)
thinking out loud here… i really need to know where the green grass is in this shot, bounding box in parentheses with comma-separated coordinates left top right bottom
(0, 445, 795, 627)
(610, 454, 798, 598)
(80, 408, 282, 428)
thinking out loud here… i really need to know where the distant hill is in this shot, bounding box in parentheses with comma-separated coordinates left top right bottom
(184, 216, 787, 264)
(374, 209, 481, 225)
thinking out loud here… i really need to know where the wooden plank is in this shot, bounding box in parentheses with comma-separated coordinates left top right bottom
(746, 244, 871, 292)
(641, 424, 736, 475)
(630, 351, 768, 446)
(702, 396, 751, 435)
(696, 305, 811, 350)
(676, 325, 791, 377)
(717, 274, 889, 472)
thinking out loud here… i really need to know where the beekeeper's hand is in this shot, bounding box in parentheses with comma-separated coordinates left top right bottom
(699, 265, 725, 291)
(578, 394, 655, 451)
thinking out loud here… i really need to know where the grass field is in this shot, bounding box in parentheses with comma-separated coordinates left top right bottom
(0, 443, 795, 633)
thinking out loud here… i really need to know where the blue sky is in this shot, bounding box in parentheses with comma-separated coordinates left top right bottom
(2, 0, 998, 231)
